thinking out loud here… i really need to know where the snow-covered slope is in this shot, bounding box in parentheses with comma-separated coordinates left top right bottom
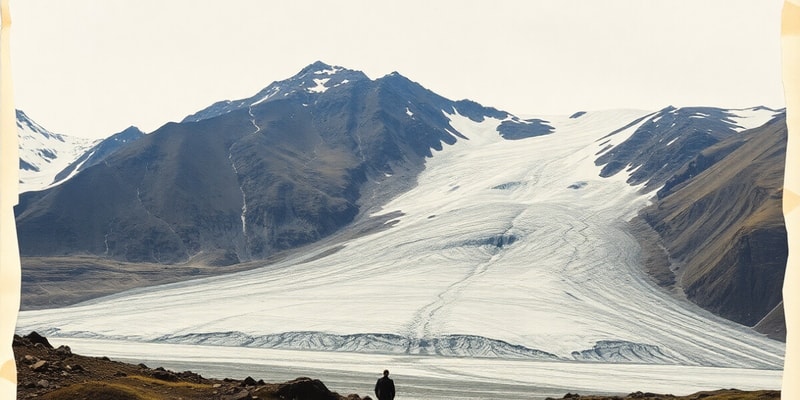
(17, 110, 99, 193)
(15, 108, 784, 370)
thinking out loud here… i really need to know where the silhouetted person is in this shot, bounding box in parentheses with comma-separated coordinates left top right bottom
(374, 369, 395, 400)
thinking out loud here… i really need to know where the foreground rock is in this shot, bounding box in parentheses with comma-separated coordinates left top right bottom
(13, 332, 371, 400)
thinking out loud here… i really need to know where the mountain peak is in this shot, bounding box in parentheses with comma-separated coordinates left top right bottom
(111, 126, 146, 141)
(291, 61, 364, 83)
(119, 125, 143, 134)
(183, 62, 370, 123)
(16, 109, 59, 140)
(298, 60, 340, 75)
(16, 108, 31, 121)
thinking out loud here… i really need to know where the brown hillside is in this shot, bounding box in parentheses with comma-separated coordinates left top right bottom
(640, 115, 787, 333)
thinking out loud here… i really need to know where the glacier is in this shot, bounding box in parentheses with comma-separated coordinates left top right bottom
(15, 108, 785, 395)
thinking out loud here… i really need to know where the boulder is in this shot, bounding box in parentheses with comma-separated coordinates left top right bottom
(276, 377, 339, 400)
(55, 345, 72, 356)
(24, 331, 53, 348)
(242, 376, 258, 386)
(152, 369, 178, 382)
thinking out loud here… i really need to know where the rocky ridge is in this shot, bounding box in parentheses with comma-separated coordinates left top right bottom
(13, 332, 369, 400)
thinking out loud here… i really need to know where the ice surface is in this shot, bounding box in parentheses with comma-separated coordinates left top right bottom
(15, 109, 784, 388)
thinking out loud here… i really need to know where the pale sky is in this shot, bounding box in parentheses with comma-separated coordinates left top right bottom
(10, 0, 786, 139)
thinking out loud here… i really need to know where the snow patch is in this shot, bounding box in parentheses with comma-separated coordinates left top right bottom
(313, 66, 342, 75)
(251, 87, 281, 106)
(307, 78, 331, 93)
(728, 107, 781, 132)
(333, 79, 350, 88)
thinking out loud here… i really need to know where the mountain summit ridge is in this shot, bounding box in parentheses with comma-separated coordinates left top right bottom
(181, 61, 370, 123)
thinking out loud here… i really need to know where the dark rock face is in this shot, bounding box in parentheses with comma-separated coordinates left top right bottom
(498, 117, 554, 139)
(53, 125, 145, 183)
(14, 62, 524, 265)
(637, 113, 787, 335)
(569, 111, 586, 119)
(682, 224, 787, 326)
(596, 106, 754, 191)
(655, 137, 746, 199)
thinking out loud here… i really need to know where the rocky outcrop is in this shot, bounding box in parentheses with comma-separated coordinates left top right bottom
(596, 106, 751, 191)
(274, 377, 343, 400)
(13, 332, 371, 400)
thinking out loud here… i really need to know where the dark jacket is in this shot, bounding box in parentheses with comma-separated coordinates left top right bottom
(374, 376, 395, 400)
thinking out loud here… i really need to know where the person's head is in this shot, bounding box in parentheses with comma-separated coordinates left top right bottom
(383, 369, 389, 377)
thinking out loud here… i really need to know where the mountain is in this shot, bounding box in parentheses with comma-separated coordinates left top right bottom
(595, 106, 782, 192)
(14, 62, 788, 366)
(16, 110, 145, 194)
(16, 104, 785, 370)
(588, 104, 787, 339)
(637, 112, 787, 340)
(14, 61, 552, 265)
(16, 110, 98, 193)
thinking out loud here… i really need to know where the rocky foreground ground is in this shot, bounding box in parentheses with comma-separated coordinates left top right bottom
(13, 332, 781, 400)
